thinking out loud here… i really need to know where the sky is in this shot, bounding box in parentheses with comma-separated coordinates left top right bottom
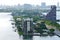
(0, 0, 60, 6)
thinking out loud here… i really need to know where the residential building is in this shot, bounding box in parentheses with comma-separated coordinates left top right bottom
(22, 18, 33, 35)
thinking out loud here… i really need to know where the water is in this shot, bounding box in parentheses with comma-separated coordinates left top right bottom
(0, 13, 20, 40)
(0, 12, 60, 40)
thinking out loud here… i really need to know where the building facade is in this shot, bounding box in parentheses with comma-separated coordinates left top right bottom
(22, 18, 33, 35)
(46, 5, 56, 22)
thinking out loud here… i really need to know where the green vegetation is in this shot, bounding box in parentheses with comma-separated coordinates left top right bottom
(18, 31, 23, 35)
(34, 22, 48, 35)
(12, 10, 60, 36)
(33, 16, 40, 22)
(13, 17, 23, 35)
(49, 29, 55, 33)
(44, 20, 60, 30)
(39, 22, 47, 29)
(48, 28, 55, 36)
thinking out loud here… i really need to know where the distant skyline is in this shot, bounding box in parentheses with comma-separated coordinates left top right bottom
(0, 0, 60, 6)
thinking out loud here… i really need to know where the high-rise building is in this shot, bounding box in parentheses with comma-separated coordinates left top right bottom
(23, 4, 32, 10)
(46, 5, 56, 22)
(41, 2, 46, 8)
(22, 18, 33, 35)
(57, 2, 59, 7)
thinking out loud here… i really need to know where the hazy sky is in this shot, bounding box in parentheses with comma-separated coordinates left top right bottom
(0, 0, 60, 6)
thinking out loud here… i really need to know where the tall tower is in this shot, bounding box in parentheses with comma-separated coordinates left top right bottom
(46, 5, 56, 22)
(22, 18, 33, 35)
(57, 2, 59, 7)
(41, 2, 46, 8)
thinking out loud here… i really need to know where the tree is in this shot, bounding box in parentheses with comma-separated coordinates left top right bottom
(40, 22, 47, 29)
(49, 29, 55, 33)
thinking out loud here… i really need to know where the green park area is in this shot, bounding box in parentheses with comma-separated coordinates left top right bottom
(12, 16, 59, 36)
(11, 10, 60, 36)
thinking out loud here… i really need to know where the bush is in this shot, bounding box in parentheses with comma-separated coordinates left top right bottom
(49, 29, 55, 33)
(18, 32, 23, 35)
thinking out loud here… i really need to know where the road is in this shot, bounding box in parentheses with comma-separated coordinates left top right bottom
(54, 29, 60, 37)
